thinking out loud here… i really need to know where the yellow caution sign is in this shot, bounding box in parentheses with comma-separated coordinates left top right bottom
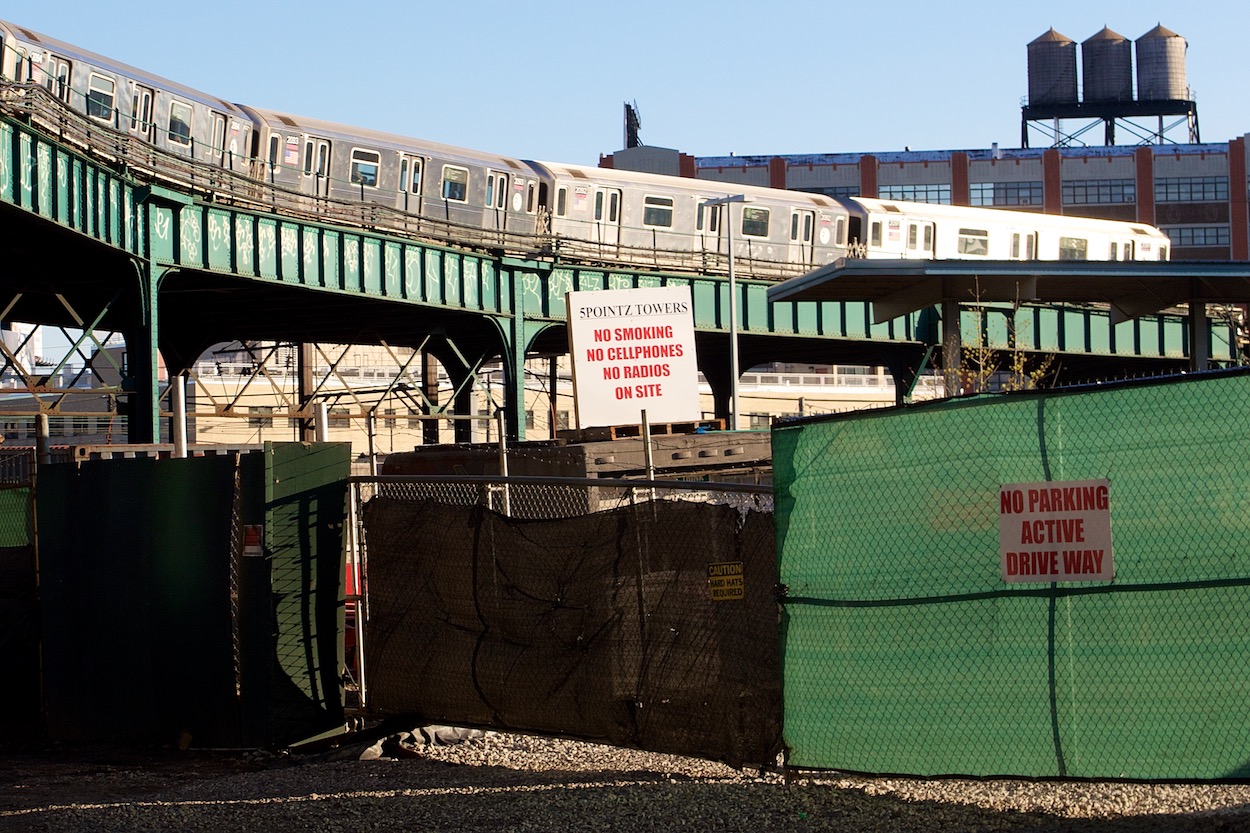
(707, 561, 745, 601)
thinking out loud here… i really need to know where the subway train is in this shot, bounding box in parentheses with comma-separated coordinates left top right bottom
(0, 19, 1171, 276)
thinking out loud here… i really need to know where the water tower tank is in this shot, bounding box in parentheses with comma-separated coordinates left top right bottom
(1028, 28, 1078, 105)
(1136, 24, 1188, 101)
(1081, 27, 1133, 102)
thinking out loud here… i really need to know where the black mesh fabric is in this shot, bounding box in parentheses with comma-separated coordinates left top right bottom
(362, 497, 782, 768)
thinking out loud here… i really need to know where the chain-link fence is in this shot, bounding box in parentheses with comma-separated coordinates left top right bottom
(350, 475, 780, 768)
(772, 368, 1250, 780)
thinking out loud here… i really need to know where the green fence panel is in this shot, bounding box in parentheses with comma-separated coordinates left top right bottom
(773, 369, 1250, 779)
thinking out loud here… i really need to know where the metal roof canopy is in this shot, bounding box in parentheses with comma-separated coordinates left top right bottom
(766, 259, 1250, 374)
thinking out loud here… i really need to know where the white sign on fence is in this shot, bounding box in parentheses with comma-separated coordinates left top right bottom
(998, 479, 1115, 583)
(567, 286, 700, 428)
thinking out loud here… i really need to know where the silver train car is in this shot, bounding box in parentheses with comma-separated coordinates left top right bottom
(0, 18, 1171, 274)
(843, 197, 1170, 262)
(0, 20, 252, 174)
(535, 161, 848, 268)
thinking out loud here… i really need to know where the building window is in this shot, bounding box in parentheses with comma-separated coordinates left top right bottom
(749, 414, 772, 429)
(970, 181, 1043, 207)
(957, 228, 989, 256)
(798, 185, 860, 199)
(168, 101, 193, 147)
(330, 407, 351, 425)
(248, 406, 274, 428)
(879, 184, 951, 204)
(643, 195, 674, 227)
(1163, 226, 1230, 247)
(1155, 176, 1229, 202)
(442, 166, 469, 201)
(86, 73, 115, 122)
(555, 410, 571, 431)
(1062, 178, 1135, 205)
(1059, 236, 1089, 260)
(350, 149, 380, 187)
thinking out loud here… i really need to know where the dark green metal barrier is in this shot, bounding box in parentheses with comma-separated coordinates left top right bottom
(773, 370, 1250, 779)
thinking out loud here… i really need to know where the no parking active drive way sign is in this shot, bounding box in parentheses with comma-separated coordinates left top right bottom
(998, 479, 1115, 583)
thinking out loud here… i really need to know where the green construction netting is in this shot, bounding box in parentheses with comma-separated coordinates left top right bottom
(773, 369, 1250, 779)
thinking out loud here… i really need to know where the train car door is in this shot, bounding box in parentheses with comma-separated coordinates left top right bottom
(302, 136, 331, 197)
(904, 220, 935, 259)
(1008, 230, 1038, 260)
(43, 54, 72, 104)
(696, 197, 722, 256)
(398, 154, 425, 214)
(209, 111, 227, 166)
(789, 209, 815, 265)
(593, 187, 621, 247)
(484, 170, 509, 231)
(129, 83, 155, 143)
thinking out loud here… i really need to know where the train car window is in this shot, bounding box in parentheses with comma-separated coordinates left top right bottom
(836, 217, 846, 246)
(527, 182, 537, 213)
(1011, 234, 1021, 259)
(1058, 237, 1088, 260)
(556, 187, 567, 216)
(410, 159, 423, 194)
(804, 214, 814, 243)
(643, 196, 674, 228)
(594, 191, 604, 221)
(268, 135, 281, 170)
(924, 226, 934, 251)
(350, 149, 381, 187)
(870, 221, 882, 248)
(741, 206, 770, 238)
(442, 166, 469, 202)
(316, 142, 330, 177)
(790, 213, 799, 242)
(1110, 242, 1118, 260)
(908, 224, 919, 250)
(957, 228, 989, 256)
(609, 192, 620, 223)
(168, 101, 193, 147)
(86, 73, 115, 122)
(303, 140, 314, 175)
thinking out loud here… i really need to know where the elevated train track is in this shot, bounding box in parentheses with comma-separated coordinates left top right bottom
(0, 81, 1239, 443)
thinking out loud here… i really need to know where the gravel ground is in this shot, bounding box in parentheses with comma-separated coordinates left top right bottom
(2, 732, 1249, 832)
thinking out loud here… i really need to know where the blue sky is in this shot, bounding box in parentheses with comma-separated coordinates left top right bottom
(8, 1, 1249, 165)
